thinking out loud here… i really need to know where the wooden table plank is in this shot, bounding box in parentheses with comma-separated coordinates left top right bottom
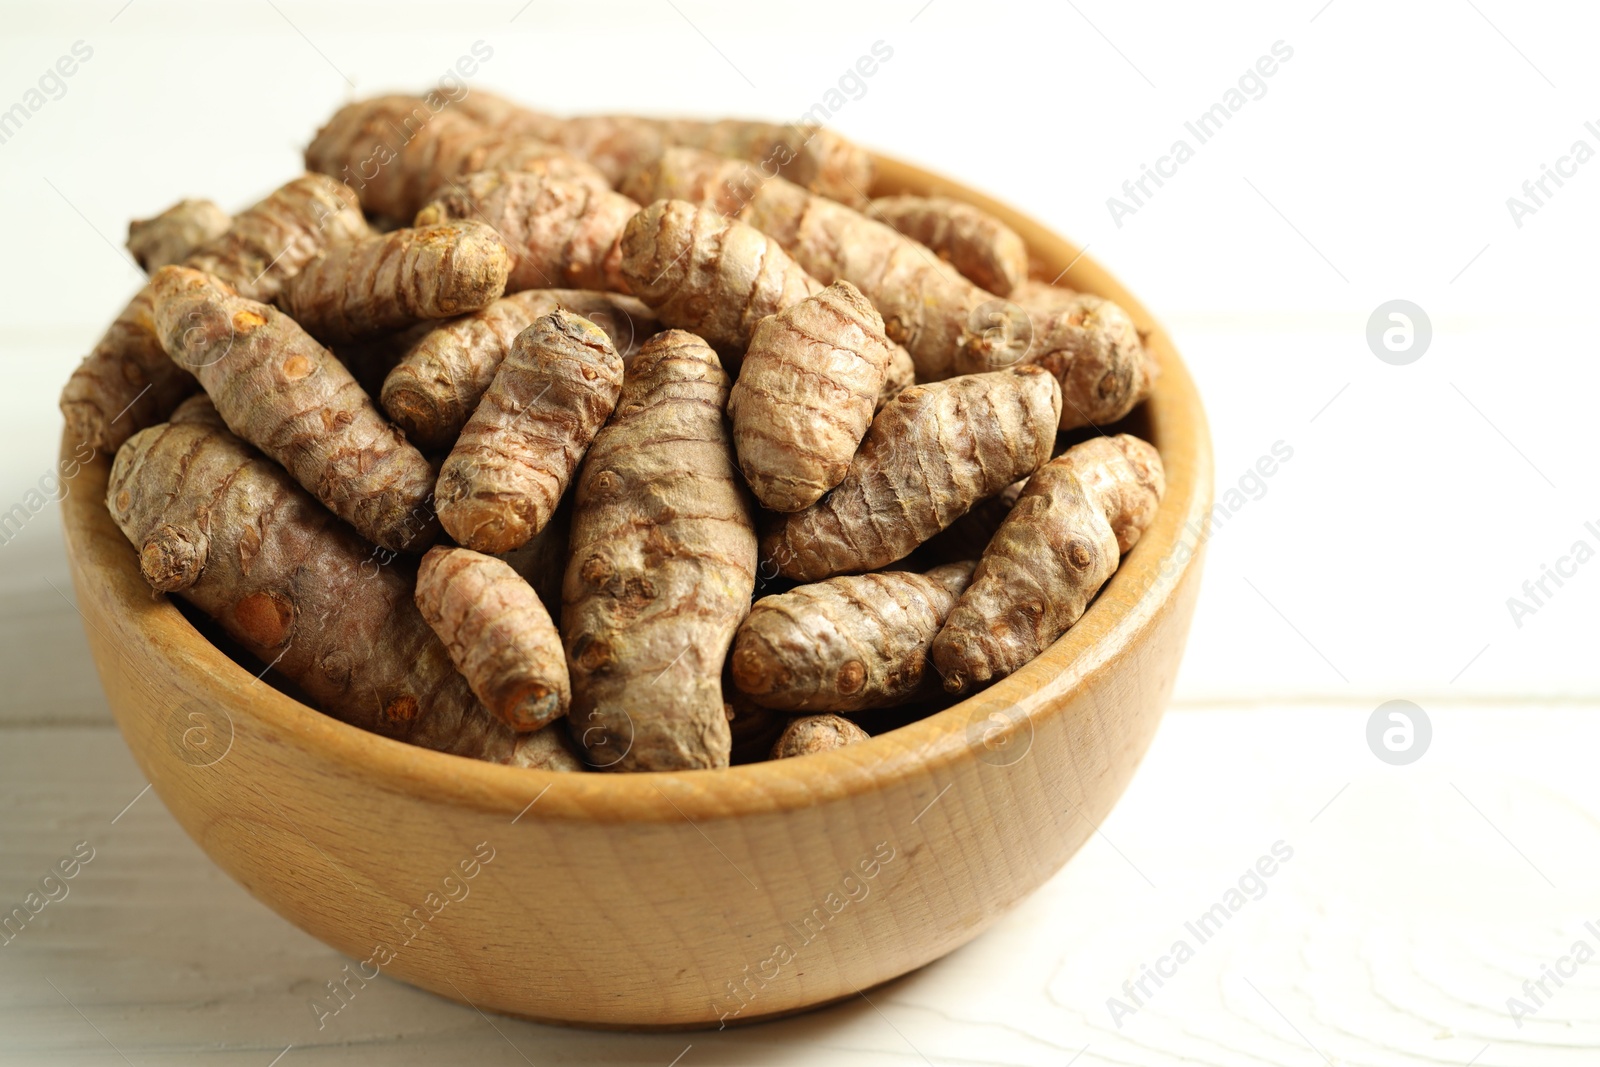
(0, 512, 113, 728)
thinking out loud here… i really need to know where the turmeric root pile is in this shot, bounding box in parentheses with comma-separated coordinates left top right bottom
(70, 88, 1167, 774)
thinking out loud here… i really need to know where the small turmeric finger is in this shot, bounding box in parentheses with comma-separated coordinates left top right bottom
(279, 222, 512, 342)
(126, 198, 232, 273)
(537, 114, 671, 186)
(1007, 279, 1078, 315)
(761, 365, 1061, 581)
(656, 118, 873, 206)
(306, 94, 464, 219)
(149, 266, 437, 554)
(770, 715, 870, 759)
(562, 331, 756, 772)
(931, 435, 1165, 693)
(618, 198, 822, 364)
(743, 176, 1036, 381)
(106, 412, 548, 767)
(58, 290, 185, 456)
(62, 174, 368, 454)
(429, 125, 613, 197)
(620, 146, 769, 219)
(184, 174, 370, 303)
(415, 170, 637, 294)
(731, 561, 976, 713)
(997, 281, 1153, 429)
(533, 112, 871, 204)
(436, 310, 624, 554)
(416, 546, 570, 733)
(450, 90, 565, 140)
(867, 195, 1028, 296)
(306, 95, 603, 219)
(379, 289, 656, 451)
(727, 281, 892, 512)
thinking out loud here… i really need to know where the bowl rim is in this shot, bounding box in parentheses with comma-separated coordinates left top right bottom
(64, 151, 1213, 825)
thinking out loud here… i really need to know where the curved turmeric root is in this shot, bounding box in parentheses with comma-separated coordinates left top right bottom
(149, 266, 437, 554)
(761, 365, 1061, 581)
(714, 169, 1151, 423)
(657, 118, 872, 206)
(427, 107, 612, 196)
(106, 411, 567, 768)
(416, 547, 570, 733)
(184, 176, 370, 303)
(61, 174, 367, 454)
(1006, 280, 1078, 314)
(618, 199, 821, 363)
(450, 90, 564, 139)
(415, 170, 637, 294)
(770, 715, 870, 759)
(996, 280, 1154, 429)
(581, 117, 682, 185)
(305, 94, 607, 220)
(279, 221, 511, 342)
(624, 150, 1035, 380)
(931, 434, 1164, 693)
(562, 331, 755, 771)
(727, 281, 892, 512)
(620, 146, 768, 219)
(379, 289, 656, 451)
(731, 561, 975, 713)
(509, 110, 870, 204)
(126, 198, 232, 273)
(626, 154, 1062, 386)
(436, 310, 624, 554)
(58, 292, 178, 456)
(306, 94, 472, 219)
(743, 175, 1034, 381)
(867, 195, 1028, 296)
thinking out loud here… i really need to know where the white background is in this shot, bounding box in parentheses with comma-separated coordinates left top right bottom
(2, 2, 1597, 1064)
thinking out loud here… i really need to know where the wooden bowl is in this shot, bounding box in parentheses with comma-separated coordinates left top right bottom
(61, 154, 1213, 1031)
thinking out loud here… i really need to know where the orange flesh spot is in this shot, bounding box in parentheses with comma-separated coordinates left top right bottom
(234, 590, 293, 647)
(232, 309, 267, 333)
